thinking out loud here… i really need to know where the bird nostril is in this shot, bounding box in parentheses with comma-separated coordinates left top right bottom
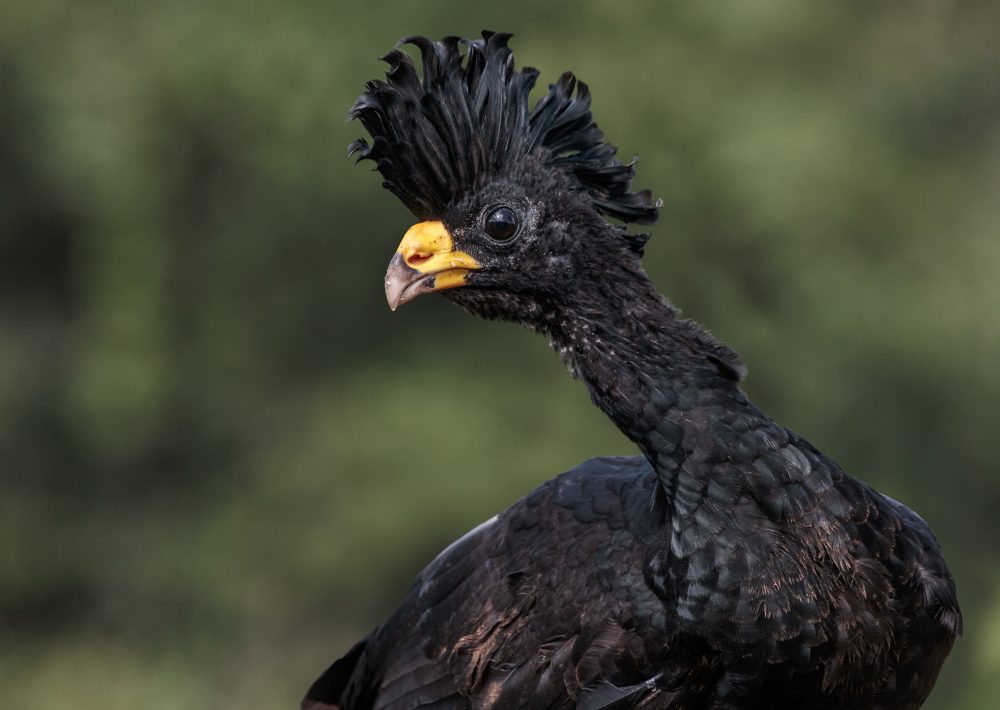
(407, 253, 431, 267)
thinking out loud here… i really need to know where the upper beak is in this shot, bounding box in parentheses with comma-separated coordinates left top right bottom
(384, 221, 481, 310)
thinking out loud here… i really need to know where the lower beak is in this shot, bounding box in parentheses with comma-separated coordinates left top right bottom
(384, 221, 481, 310)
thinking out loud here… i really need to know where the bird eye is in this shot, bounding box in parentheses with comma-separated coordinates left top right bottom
(484, 206, 519, 242)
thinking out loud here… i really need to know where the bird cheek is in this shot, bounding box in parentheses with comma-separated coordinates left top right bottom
(546, 255, 574, 282)
(459, 270, 492, 289)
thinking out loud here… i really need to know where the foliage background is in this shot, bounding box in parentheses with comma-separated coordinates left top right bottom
(1, 1, 997, 708)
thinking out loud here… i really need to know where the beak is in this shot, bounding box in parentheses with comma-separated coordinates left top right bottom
(384, 221, 481, 310)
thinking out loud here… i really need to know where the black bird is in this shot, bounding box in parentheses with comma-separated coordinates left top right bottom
(304, 32, 961, 709)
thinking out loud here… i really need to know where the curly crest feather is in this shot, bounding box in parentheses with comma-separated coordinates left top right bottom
(349, 31, 661, 234)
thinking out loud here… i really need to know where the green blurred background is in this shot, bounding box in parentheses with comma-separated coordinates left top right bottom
(1, 0, 998, 707)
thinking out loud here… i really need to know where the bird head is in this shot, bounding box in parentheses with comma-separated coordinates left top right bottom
(349, 31, 661, 327)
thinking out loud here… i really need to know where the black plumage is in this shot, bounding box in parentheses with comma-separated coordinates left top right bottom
(305, 32, 961, 709)
(348, 32, 659, 243)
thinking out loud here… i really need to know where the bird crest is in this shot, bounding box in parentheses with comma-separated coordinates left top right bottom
(349, 31, 661, 237)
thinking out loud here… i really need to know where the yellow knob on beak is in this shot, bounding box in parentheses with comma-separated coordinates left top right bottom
(384, 221, 481, 310)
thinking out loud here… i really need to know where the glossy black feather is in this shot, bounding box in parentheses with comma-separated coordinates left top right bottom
(348, 32, 659, 244)
(306, 32, 961, 710)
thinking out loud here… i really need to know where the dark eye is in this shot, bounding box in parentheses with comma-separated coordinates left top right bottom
(484, 206, 519, 242)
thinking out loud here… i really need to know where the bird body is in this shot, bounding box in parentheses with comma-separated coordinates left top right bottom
(304, 32, 960, 709)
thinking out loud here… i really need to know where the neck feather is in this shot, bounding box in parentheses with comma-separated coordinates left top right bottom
(543, 271, 752, 486)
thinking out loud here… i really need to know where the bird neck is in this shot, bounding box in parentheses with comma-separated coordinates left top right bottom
(545, 272, 752, 489)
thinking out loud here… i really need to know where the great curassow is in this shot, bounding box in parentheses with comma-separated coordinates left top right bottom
(303, 32, 961, 709)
